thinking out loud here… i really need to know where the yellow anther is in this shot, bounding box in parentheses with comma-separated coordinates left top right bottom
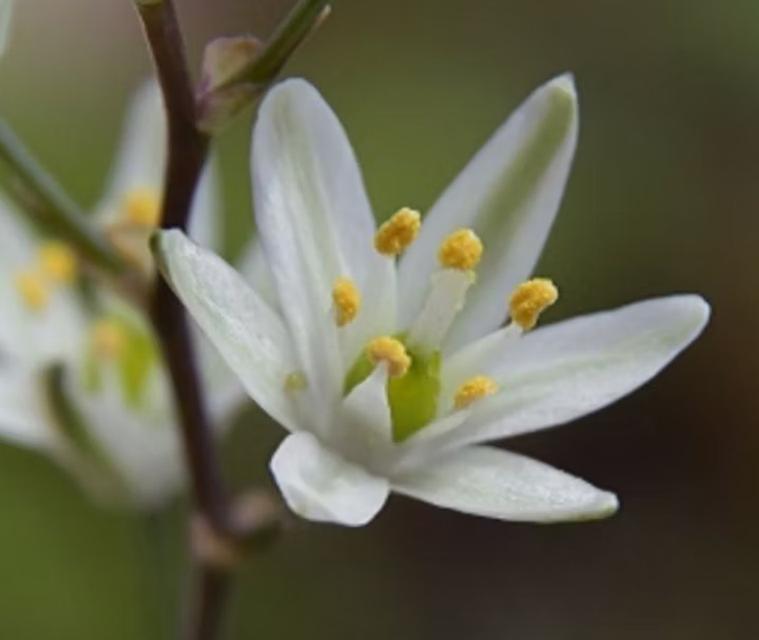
(438, 228, 483, 270)
(38, 242, 77, 283)
(91, 319, 127, 360)
(332, 277, 361, 327)
(123, 188, 161, 227)
(366, 336, 411, 378)
(14, 270, 49, 311)
(509, 278, 559, 330)
(454, 375, 499, 409)
(374, 207, 421, 256)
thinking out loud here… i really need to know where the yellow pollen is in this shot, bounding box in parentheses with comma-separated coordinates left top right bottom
(454, 375, 499, 409)
(91, 319, 127, 360)
(14, 270, 49, 311)
(438, 228, 483, 270)
(38, 242, 77, 283)
(284, 371, 308, 392)
(374, 207, 421, 256)
(366, 336, 411, 378)
(123, 188, 161, 227)
(509, 278, 559, 330)
(332, 277, 361, 327)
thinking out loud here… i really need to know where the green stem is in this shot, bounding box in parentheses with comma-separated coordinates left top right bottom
(223, 0, 331, 87)
(0, 121, 124, 273)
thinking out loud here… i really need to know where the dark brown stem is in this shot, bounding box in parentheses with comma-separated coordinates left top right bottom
(137, 0, 231, 538)
(185, 566, 232, 640)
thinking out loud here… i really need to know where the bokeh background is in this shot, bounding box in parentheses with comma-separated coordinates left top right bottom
(0, 0, 756, 637)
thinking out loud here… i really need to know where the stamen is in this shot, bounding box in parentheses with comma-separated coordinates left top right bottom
(332, 277, 361, 327)
(374, 207, 421, 256)
(438, 228, 483, 271)
(509, 278, 558, 330)
(454, 375, 499, 409)
(91, 319, 127, 360)
(38, 241, 77, 283)
(366, 336, 411, 378)
(14, 270, 49, 311)
(123, 188, 161, 227)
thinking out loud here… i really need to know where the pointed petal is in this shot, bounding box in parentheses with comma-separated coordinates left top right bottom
(252, 79, 396, 420)
(393, 446, 617, 522)
(399, 75, 579, 348)
(154, 229, 298, 431)
(434, 295, 709, 450)
(188, 157, 222, 250)
(95, 80, 166, 223)
(270, 432, 389, 526)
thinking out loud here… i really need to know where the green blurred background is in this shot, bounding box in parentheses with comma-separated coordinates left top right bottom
(0, 0, 756, 637)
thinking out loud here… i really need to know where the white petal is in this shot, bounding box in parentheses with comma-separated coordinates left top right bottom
(188, 158, 223, 250)
(252, 79, 396, 423)
(155, 229, 298, 431)
(270, 431, 389, 526)
(0, 365, 53, 450)
(399, 75, 579, 349)
(434, 295, 710, 450)
(95, 80, 166, 223)
(236, 238, 280, 310)
(392, 446, 617, 522)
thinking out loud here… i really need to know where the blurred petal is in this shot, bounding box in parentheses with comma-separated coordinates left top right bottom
(96, 80, 165, 222)
(399, 75, 578, 349)
(432, 295, 710, 450)
(236, 238, 279, 310)
(0, 365, 52, 449)
(252, 79, 396, 427)
(155, 229, 298, 430)
(393, 446, 617, 522)
(270, 431, 389, 526)
(338, 364, 393, 460)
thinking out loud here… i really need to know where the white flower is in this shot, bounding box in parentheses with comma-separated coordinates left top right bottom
(0, 81, 241, 508)
(156, 76, 709, 526)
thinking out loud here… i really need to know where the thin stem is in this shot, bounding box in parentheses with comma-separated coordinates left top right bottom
(222, 0, 331, 88)
(184, 566, 232, 640)
(137, 0, 231, 537)
(0, 121, 123, 272)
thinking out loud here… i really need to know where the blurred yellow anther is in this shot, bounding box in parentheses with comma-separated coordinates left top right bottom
(366, 336, 411, 378)
(454, 375, 498, 409)
(123, 188, 161, 227)
(509, 278, 559, 330)
(39, 242, 77, 283)
(14, 271, 49, 311)
(438, 228, 483, 270)
(374, 207, 421, 256)
(284, 371, 308, 392)
(91, 319, 127, 360)
(332, 277, 361, 327)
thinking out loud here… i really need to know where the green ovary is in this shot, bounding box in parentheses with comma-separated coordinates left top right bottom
(344, 338, 441, 442)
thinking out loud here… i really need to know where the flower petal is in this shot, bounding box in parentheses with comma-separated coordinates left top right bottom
(399, 74, 579, 349)
(95, 80, 166, 223)
(0, 365, 52, 450)
(270, 431, 389, 526)
(434, 295, 709, 450)
(154, 229, 298, 431)
(252, 79, 396, 426)
(392, 446, 617, 522)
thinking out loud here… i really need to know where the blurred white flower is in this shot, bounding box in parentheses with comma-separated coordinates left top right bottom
(156, 77, 709, 526)
(0, 82, 242, 508)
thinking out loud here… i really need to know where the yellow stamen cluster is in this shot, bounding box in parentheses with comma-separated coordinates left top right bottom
(14, 271, 49, 311)
(39, 242, 77, 283)
(91, 319, 127, 360)
(438, 228, 483, 271)
(509, 278, 558, 330)
(123, 188, 161, 227)
(374, 207, 421, 256)
(366, 336, 411, 378)
(454, 375, 499, 409)
(332, 277, 361, 327)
